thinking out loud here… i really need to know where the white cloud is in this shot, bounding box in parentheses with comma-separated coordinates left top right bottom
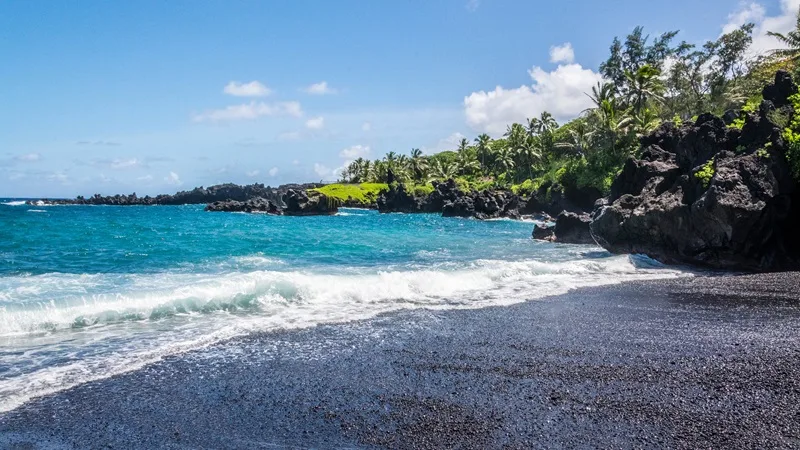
(339, 145, 371, 159)
(268, 167, 279, 176)
(137, 175, 154, 182)
(549, 43, 575, 64)
(313, 163, 332, 178)
(110, 158, 141, 170)
(464, 58, 604, 135)
(46, 171, 69, 185)
(164, 171, 182, 186)
(361, 121, 372, 132)
(223, 81, 272, 97)
(15, 153, 40, 162)
(724, 0, 800, 59)
(292, 159, 300, 165)
(193, 101, 303, 122)
(304, 81, 337, 95)
(466, 0, 480, 12)
(246, 170, 260, 177)
(305, 116, 325, 129)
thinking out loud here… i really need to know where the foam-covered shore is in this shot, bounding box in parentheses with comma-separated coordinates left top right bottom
(1, 273, 798, 448)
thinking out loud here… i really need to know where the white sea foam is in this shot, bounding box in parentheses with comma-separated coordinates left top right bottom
(1, 200, 26, 206)
(0, 255, 690, 413)
(26, 209, 47, 213)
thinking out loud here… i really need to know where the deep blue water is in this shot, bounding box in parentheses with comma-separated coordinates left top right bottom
(0, 201, 688, 412)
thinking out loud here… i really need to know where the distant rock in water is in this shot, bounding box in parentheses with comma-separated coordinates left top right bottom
(591, 71, 800, 271)
(532, 223, 555, 241)
(205, 198, 282, 214)
(29, 182, 325, 207)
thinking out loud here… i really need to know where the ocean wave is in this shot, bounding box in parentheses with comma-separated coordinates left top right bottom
(1, 200, 26, 206)
(26, 209, 47, 213)
(0, 255, 690, 413)
(0, 255, 687, 336)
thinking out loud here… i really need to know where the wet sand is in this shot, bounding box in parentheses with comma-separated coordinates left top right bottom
(1, 273, 799, 449)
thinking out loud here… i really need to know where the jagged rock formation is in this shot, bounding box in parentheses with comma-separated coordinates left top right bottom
(378, 180, 531, 219)
(205, 190, 338, 216)
(29, 183, 324, 207)
(591, 71, 800, 271)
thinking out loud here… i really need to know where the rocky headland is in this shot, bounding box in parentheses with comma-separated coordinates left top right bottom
(591, 71, 800, 271)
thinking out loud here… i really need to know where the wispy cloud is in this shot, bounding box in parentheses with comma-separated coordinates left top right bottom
(268, 167, 279, 177)
(339, 145, 370, 159)
(465, 0, 480, 12)
(723, 0, 800, 59)
(192, 101, 303, 122)
(303, 81, 337, 95)
(14, 153, 41, 162)
(305, 116, 325, 129)
(223, 81, 272, 97)
(164, 171, 182, 186)
(76, 140, 121, 146)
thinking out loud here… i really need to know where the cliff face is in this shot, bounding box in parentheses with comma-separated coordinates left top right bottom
(591, 72, 800, 271)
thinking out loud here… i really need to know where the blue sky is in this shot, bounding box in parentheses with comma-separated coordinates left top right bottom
(0, 0, 795, 197)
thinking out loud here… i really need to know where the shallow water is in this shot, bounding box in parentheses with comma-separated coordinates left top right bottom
(0, 202, 690, 412)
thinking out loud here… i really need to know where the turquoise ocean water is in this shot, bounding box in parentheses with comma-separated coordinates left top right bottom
(0, 201, 689, 412)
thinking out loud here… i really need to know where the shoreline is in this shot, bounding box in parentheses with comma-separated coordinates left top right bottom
(2, 273, 799, 448)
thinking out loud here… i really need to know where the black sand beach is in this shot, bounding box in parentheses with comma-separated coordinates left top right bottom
(1, 273, 799, 449)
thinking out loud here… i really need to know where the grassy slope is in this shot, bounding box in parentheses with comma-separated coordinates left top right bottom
(311, 183, 388, 204)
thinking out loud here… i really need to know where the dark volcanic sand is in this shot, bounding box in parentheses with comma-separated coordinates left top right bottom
(1, 273, 799, 449)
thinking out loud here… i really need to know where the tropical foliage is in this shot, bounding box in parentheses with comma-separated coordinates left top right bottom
(337, 9, 800, 195)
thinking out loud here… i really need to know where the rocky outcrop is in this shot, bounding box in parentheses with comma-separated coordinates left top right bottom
(205, 198, 281, 214)
(532, 223, 555, 241)
(283, 190, 338, 216)
(30, 183, 324, 207)
(554, 212, 594, 244)
(205, 190, 338, 216)
(378, 179, 527, 219)
(591, 71, 800, 271)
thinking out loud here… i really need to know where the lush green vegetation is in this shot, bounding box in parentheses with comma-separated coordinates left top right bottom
(311, 183, 388, 204)
(337, 9, 800, 195)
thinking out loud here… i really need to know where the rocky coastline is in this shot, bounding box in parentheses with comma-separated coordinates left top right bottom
(591, 72, 800, 271)
(24, 72, 800, 270)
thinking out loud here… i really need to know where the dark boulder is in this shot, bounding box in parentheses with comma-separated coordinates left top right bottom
(205, 197, 281, 214)
(554, 212, 595, 244)
(283, 190, 338, 216)
(442, 196, 475, 218)
(377, 183, 425, 213)
(532, 223, 555, 241)
(591, 71, 800, 271)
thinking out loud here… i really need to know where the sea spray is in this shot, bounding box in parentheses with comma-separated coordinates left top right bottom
(0, 204, 692, 412)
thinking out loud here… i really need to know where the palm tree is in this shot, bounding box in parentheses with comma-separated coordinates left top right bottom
(474, 134, 492, 174)
(622, 64, 664, 114)
(630, 107, 661, 137)
(515, 139, 542, 180)
(538, 112, 558, 135)
(555, 121, 595, 157)
(593, 99, 632, 156)
(457, 138, 470, 154)
(525, 117, 540, 137)
(409, 148, 429, 181)
(768, 7, 800, 61)
(493, 147, 515, 181)
(428, 160, 456, 181)
(585, 81, 617, 111)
